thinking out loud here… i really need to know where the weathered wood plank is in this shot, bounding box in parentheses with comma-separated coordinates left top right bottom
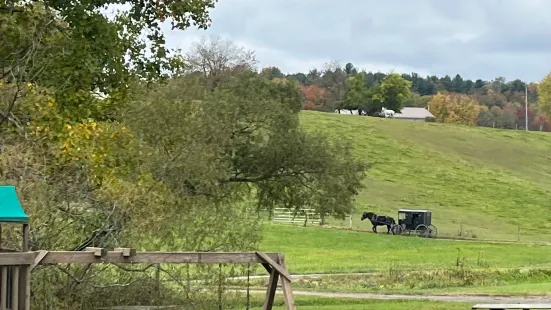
(36, 251, 281, 264)
(255, 252, 291, 282)
(1, 266, 7, 310)
(262, 268, 279, 310)
(11, 266, 19, 310)
(261, 263, 272, 274)
(29, 250, 48, 271)
(113, 248, 136, 257)
(472, 304, 551, 309)
(0, 253, 34, 265)
(278, 254, 296, 310)
(23, 266, 30, 310)
(85, 247, 107, 257)
(22, 224, 31, 310)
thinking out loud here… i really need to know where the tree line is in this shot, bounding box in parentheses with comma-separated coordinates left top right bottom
(0, 2, 366, 309)
(261, 63, 551, 131)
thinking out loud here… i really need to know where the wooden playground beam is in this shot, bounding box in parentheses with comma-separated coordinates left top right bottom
(255, 251, 291, 282)
(0, 249, 296, 310)
(0, 252, 34, 265)
(32, 250, 281, 265)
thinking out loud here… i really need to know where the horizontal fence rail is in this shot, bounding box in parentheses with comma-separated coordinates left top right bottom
(272, 208, 320, 225)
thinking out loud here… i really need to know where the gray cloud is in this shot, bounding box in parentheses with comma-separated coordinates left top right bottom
(164, 0, 551, 82)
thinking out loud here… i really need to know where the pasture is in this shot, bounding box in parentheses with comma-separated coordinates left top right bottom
(256, 223, 551, 301)
(299, 111, 551, 241)
(250, 295, 470, 309)
(256, 112, 551, 305)
(260, 224, 551, 274)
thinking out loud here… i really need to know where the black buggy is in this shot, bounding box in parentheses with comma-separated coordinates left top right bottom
(392, 209, 437, 238)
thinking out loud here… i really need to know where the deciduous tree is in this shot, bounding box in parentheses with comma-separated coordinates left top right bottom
(342, 72, 375, 114)
(428, 92, 482, 125)
(372, 73, 412, 112)
(184, 35, 257, 88)
(537, 72, 551, 118)
(302, 85, 327, 111)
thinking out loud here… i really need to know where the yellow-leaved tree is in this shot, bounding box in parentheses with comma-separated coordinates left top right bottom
(429, 92, 482, 125)
(537, 72, 551, 118)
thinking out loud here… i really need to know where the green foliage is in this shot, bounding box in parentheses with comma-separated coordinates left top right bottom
(125, 70, 367, 222)
(0, 4, 367, 308)
(372, 73, 412, 112)
(342, 72, 376, 114)
(0, 0, 215, 126)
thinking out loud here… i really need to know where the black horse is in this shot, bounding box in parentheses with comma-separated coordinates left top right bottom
(361, 211, 396, 234)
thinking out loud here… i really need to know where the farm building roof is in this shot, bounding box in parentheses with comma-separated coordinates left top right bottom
(398, 209, 431, 213)
(0, 186, 29, 223)
(394, 107, 434, 119)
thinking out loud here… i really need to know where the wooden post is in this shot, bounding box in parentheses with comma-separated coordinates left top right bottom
(1, 266, 7, 310)
(278, 254, 296, 310)
(11, 266, 19, 310)
(262, 268, 279, 310)
(19, 224, 30, 310)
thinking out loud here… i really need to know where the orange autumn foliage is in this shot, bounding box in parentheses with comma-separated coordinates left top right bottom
(301, 85, 327, 110)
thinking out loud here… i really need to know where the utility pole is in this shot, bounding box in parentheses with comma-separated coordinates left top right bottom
(525, 85, 529, 131)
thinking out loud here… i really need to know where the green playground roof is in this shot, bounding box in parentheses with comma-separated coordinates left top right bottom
(0, 186, 28, 223)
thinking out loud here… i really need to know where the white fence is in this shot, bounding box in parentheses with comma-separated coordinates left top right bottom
(271, 208, 321, 225)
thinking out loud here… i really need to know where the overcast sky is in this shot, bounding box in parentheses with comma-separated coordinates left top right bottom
(160, 0, 551, 83)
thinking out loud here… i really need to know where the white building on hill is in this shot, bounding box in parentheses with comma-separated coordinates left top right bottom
(394, 107, 434, 121)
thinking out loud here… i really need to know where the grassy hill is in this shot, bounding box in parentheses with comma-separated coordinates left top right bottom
(299, 111, 551, 241)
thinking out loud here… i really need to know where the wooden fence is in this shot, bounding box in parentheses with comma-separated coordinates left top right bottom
(271, 209, 354, 228)
(0, 249, 296, 310)
(271, 208, 321, 226)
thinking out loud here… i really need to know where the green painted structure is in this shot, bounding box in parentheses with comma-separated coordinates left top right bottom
(0, 186, 28, 223)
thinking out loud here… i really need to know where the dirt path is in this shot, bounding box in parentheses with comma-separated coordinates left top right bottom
(246, 289, 551, 303)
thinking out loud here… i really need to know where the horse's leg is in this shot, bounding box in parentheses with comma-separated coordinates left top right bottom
(387, 225, 391, 234)
(373, 225, 377, 234)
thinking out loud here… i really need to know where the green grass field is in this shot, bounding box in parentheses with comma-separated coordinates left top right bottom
(299, 111, 551, 241)
(259, 113, 551, 298)
(250, 295, 470, 310)
(260, 224, 551, 274)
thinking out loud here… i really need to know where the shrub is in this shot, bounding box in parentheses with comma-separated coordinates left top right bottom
(425, 116, 436, 122)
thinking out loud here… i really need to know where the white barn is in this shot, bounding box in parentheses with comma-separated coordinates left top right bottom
(394, 107, 434, 121)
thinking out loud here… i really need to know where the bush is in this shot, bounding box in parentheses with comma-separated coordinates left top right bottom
(425, 116, 436, 122)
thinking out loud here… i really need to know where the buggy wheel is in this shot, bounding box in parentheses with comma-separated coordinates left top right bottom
(391, 224, 402, 235)
(427, 224, 438, 238)
(414, 224, 430, 237)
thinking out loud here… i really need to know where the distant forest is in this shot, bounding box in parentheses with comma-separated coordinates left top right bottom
(259, 62, 546, 131)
